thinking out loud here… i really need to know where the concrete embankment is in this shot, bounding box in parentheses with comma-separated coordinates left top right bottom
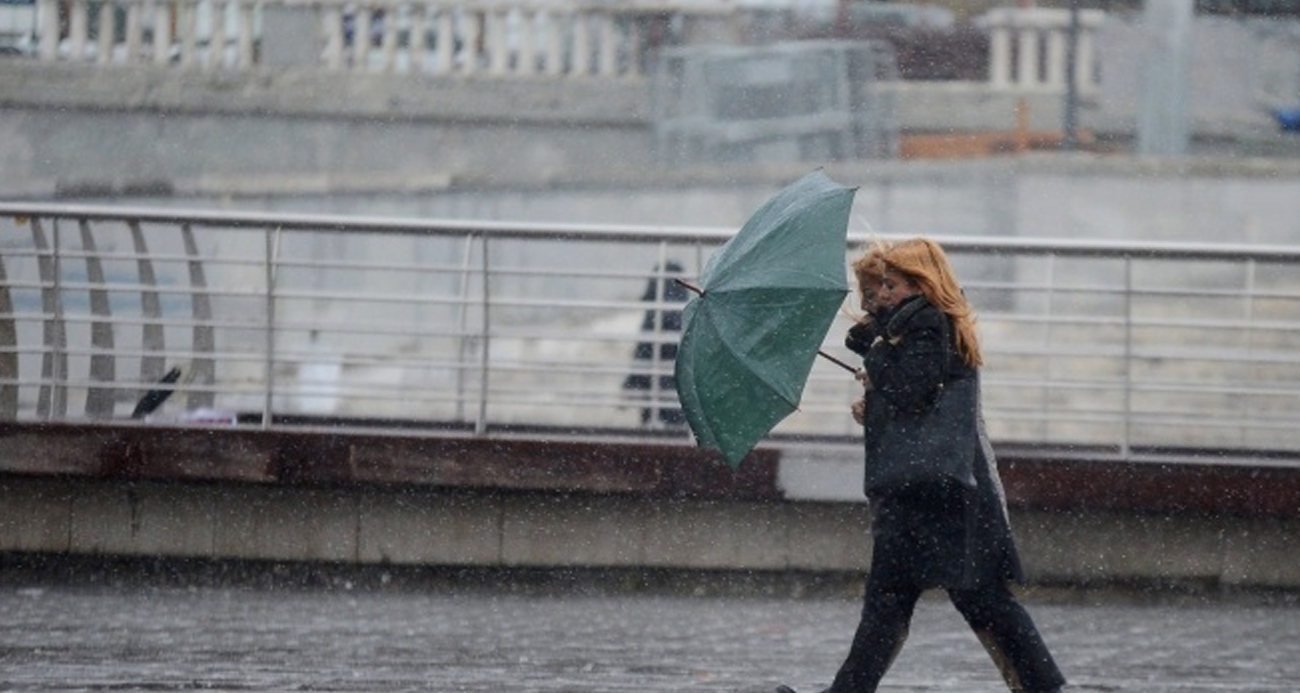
(3, 422, 1299, 592)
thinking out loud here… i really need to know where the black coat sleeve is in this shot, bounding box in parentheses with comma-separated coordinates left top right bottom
(862, 301, 948, 413)
(845, 320, 880, 356)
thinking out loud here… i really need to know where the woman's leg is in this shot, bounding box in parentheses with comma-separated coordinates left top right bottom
(828, 580, 922, 693)
(949, 583, 1066, 693)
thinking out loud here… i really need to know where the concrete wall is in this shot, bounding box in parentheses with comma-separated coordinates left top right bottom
(0, 475, 873, 574)
(6, 473, 1300, 590)
(0, 64, 655, 197)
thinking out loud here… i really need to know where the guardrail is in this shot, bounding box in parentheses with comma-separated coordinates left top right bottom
(2, 203, 1300, 461)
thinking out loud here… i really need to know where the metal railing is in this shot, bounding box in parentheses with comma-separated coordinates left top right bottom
(3, 203, 1300, 461)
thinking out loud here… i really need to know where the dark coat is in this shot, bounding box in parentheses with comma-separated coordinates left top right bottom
(855, 295, 1024, 590)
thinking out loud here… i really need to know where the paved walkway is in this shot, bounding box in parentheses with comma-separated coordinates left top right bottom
(2, 579, 1298, 692)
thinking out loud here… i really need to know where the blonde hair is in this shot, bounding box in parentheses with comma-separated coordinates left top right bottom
(880, 238, 983, 368)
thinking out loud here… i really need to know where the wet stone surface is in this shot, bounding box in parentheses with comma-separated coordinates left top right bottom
(1, 583, 1299, 692)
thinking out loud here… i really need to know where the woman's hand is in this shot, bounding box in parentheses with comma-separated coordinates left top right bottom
(855, 368, 874, 391)
(851, 397, 867, 425)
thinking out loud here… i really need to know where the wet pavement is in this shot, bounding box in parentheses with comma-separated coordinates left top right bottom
(2, 578, 1299, 692)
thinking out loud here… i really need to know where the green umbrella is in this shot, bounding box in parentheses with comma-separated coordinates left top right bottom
(674, 170, 857, 468)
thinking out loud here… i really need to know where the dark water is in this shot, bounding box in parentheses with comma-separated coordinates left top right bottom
(2, 583, 1299, 692)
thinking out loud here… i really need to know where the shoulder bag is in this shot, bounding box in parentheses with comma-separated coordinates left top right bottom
(862, 314, 979, 494)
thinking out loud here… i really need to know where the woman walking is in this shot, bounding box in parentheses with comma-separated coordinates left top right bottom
(779, 238, 1066, 693)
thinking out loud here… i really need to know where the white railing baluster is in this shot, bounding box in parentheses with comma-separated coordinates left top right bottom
(1075, 27, 1095, 94)
(323, 4, 345, 71)
(125, 1, 144, 64)
(1016, 23, 1038, 88)
(1045, 28, 1066, 89)
(462, 10, 480, 75)
(625, 18, 641, 79)
(434, 8, 454, 74)
(37, 0, 57, 60)
(354, 6, 372, 72)
(236, 1, 255, 70)
(517, 9, 536, 76)
(597, 12, 616, 78)
(571, 12, 589, 76)
(155, 2, 174, 65)
(69, 0, 89, 61)
(379, 5, 399, 73)
(208, 0, 227, 71)
(488, 9, 507, 75)
(989, 23, 1011, 89)
(409, 5, 428, 74)
(544, 9, 564, 76)
(179, 1, 199, 68)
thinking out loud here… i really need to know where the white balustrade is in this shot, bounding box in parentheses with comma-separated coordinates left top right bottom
(29, 0, 731, 80)
(978, 7, 1105, 94)
(27, 2, 1105, 90)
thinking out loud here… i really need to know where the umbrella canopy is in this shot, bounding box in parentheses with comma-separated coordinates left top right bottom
(674, 170, 857, 468)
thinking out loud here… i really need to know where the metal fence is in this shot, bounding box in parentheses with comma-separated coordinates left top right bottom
(653, 41, 900, 165)
(3, 202, 1300, 460)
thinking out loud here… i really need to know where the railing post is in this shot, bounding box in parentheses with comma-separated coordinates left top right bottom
(647, 241, 670, 429)
(263, 227, 280, 429)
(1242, 259, 1257, 448)
(475, 235, 490, 436)
(1122, 256, 1133, 457)
(455, 233, 477, 423)
(33, 218, 68, 420)
(182, 225, 215, 410)
(0, 247, 15, 420)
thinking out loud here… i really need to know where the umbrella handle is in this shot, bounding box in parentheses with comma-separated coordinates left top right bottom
(674, 278, 703, 296)
(818, 349, 861, 374)
(676, 279, 859, 375)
